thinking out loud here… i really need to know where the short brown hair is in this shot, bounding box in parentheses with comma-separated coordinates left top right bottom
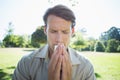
(43, 5, 76, 28)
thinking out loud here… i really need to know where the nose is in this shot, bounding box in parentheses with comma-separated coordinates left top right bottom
(56, 32, 63, 43)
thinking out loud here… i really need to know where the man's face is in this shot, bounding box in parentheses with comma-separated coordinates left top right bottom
(44, 15, 74, 51)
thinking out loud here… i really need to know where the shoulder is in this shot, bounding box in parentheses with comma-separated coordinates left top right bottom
(76, 51, 92, 65)
(69, 48, 94, 70)
(70, 49, 95, 79)
(19, 47, 44, 65)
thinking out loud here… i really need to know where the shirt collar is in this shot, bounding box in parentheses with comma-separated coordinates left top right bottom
(68, 48, 81, 65)
(35, 44, 49, 58)
(35, 44, 81, 65)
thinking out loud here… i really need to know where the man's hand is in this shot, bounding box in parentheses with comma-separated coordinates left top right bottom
(48, 44, 62, 80)
(48, 44, 72, 80)
(61, 45, 72, 80)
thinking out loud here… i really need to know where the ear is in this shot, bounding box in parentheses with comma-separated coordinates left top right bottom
(71, 27, 75, 37)
(44, 26, 47, 35)
(72, 27, 75, 34)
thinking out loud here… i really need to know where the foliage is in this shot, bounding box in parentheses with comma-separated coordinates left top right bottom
(70, 32, 97, 51)
(70, 32, 86, 51)
(86, 37, 96, 51)
(3, 35, 18, 47)
(31, 26, 47, 47)
(100, 26, 120, 41)
(108, 27, 120, 41)
(99, 26, 120, 52)
(3, 35, 30, 47)
(0, 41, 4, 48)
(2, 22, 32, 48)
(6, 22, 14, 36)
(117, 45, 120, 52)
(18, 35, 32, 48)
(94, 41, 105, 52)
(106, 39, 120, 52)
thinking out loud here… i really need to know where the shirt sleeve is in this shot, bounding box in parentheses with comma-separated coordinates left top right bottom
(12, 56, 31, 80)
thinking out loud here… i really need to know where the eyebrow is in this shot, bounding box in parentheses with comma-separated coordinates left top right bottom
(50, 29, 70, 32)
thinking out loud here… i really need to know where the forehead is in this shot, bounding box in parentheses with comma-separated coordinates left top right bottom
(47, 15, 72, 28)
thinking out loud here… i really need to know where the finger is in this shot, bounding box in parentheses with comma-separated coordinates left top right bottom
(48, 44, 63, 74)
(48, 57, 59, 76)
(62, 55, 72, 80)
(55, 55, 62, 79)
(61, 55, 67, 80)
(48, 58, 61, 80)
(49, 49, 60, 71)
(62, 45, 71, 63)
(63, 49, 72, 73)
(61, 45, 70, 73)
(48, 54, 60, 80)
(62, 46, 72, 80)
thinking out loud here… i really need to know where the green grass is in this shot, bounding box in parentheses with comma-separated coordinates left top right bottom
(0, 48, 120, 80)
(0, 48, 36, 80)
(82, 52, 120, 80)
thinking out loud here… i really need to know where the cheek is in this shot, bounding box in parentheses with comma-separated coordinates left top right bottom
(63, 34, 71, 45)
(47, 32, 55, 42)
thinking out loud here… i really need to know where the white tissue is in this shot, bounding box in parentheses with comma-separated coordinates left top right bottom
(54, 45, 58, 51)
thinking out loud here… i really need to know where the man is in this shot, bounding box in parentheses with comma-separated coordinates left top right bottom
(12, 5, 96, 80)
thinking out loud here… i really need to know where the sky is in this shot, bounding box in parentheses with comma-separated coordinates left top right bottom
(0, 0, 120, 41)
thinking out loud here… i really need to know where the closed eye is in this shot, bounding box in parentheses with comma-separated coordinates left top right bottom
(63, 31, 69, 34)
(50, 30, 57, 33)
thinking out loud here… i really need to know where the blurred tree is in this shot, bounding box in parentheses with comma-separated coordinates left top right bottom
(31, 26, 47, 47)
(106, 39, 120, 52)
(108, 27, 120, 41)
(0, 40, 4, 47)
(18, 35, 31, 47)
(117, 45, 120, 52)
(100, 27, 120, 52)
(86, 37, 96, 51)
(70, 32, 86, 51)
(94, 41, 105, 52)
(100, 26, 120, 41)
(2, 22, 31, 47)
(3, 22, 15, 47)
(3, 35, 18, 47)
(3, 34, 30, 47)
(6, 22, 14, 36)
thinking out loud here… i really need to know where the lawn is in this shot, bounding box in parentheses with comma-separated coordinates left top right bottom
(0, 48, 36, 80)
(82, 52, 120, 80)
(0, 48, 120, 80)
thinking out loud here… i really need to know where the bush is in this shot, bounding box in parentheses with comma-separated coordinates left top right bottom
(31, 26, 47, 48)
(117, 45, 120, 52)
(94, 41, 105, 52)
(3, 34, 30, 47)
(106, 39, 120, 52)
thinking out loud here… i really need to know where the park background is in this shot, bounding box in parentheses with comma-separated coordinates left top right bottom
(0, 0, 120, 80)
